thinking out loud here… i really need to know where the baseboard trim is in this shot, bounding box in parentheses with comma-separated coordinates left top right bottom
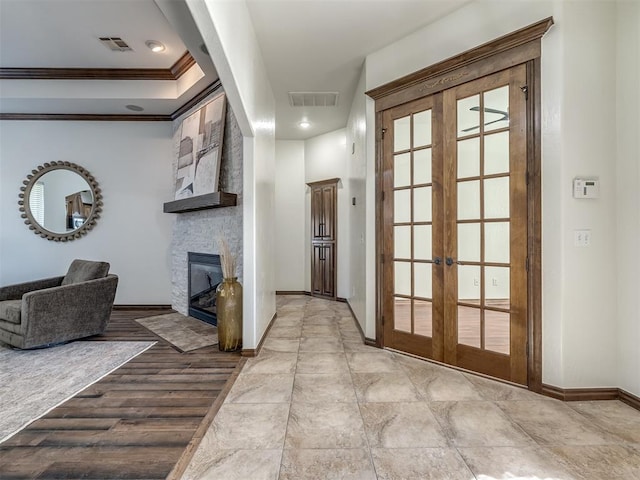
(541, 384, 639, 411)
(343, 300, 364, 342)
(342, 299, 381, 349)
(113, 304, 172, 311)
(275, 290, 310, 296)
(541, 384, 618, 402)
(364, 337, 379, 347)
(241, 312, 277, 357)
(619, 389, 640, 410)
(337, 297, 347, 303)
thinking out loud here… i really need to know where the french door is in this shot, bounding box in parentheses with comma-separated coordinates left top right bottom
(382, 65, 528, 385)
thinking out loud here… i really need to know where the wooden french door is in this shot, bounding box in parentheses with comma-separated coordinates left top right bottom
(382, 65, 528, 385)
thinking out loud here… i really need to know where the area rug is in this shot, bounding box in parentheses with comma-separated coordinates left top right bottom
(135, 312, 218, 352)
(0, 340, 154, 443)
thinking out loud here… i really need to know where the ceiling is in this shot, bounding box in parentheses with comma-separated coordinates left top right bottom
(0, 0, 471, 137)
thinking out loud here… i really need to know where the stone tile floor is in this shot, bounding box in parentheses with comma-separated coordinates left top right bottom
(181, 295, 640, 479)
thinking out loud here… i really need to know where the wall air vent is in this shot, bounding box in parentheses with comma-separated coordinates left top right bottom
(288, 92, 339, 107)
(99, 37, 133, 52)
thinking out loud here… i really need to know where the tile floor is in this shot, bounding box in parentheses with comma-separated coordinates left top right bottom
(181, 295, 640, 480)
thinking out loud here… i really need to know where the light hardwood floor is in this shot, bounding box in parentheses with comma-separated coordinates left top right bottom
(393, 298, 510, 354)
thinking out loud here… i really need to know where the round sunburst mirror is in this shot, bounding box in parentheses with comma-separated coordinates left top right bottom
(18, 162, 103, 242)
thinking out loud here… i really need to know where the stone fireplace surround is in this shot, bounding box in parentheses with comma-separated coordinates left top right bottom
(170, 88, 243, 316)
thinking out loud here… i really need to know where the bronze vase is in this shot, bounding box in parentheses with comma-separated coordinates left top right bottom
(216, 277, 242, 351)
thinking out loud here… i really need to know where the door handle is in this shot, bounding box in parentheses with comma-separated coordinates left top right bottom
(446, 257, 461, 266)
(433, 257, 441, 265)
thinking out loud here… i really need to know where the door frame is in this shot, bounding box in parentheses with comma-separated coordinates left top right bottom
(366, 17, 553, 392)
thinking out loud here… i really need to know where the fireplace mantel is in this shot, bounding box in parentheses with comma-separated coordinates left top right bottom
(163, 192, 237, 214)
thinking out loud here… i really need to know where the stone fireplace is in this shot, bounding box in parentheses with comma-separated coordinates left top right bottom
(170, 88, 243, 318)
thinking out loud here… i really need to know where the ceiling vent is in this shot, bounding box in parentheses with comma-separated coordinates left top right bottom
(99, 37, 133, 52)
(288, 92, 339, 107)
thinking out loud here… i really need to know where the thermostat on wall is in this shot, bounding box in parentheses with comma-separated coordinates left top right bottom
(573, 178, 600, 199)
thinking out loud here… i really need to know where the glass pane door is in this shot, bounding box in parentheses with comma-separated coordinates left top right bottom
(383, 95, 439, 359)
(382, 64, 528, 385)
(393, 108, 434, 336)
(455, 84, 511, 355)
(443, 65, 528, 384)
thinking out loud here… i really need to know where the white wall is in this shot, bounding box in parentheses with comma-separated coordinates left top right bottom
(558, 1, 618, 388)
(188, 0, 276, 350)
(304, 129, 349, 297)
(361, 0, 636, 392)
(275, 141, 306, 291)
(345, 67, 369, 335)
(0, 121, 174, 304)
(616, 0, 640, 396)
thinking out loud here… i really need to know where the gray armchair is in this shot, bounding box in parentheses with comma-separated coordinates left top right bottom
(0, 259, 118, 349)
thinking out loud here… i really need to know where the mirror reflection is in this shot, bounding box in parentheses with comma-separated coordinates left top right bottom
(29, 170, 94, 234)
(19, 161, 102, 242)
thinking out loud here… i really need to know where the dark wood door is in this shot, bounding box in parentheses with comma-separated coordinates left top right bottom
(382, 65, 529, 385)
(308, 179, 338, 299)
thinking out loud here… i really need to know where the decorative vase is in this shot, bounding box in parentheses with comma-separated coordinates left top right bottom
(216, 277, 242, 351)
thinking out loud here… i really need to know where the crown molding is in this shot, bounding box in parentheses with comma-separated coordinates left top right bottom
(170, 51, 196, 79)
(366, 17, 553, 101)
(0, 51, 195, 81)
(0, 113, 171, 121)
(170, 79, 222, 120)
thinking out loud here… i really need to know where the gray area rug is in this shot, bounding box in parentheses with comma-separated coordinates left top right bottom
(135, 312, 218, 352)
(0, 340, 154, 443)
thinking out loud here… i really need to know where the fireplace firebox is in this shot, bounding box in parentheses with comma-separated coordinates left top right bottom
(188, 252, 222, 326)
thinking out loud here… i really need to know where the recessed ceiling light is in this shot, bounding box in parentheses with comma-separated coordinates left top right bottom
(145, 40, 165, 53)
(126, 104, 144, 112)
(299, 121, 311, 129)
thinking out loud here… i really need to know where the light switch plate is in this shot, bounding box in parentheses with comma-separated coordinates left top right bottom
(574, 229, 591, 247)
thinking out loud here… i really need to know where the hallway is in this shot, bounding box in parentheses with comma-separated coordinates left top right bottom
(182, 295, 640, 479)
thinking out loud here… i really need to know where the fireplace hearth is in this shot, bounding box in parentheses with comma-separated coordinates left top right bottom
(188, 252, 222, 326)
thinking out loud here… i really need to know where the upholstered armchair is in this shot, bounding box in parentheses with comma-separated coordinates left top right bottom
(0, 259, 118, 349)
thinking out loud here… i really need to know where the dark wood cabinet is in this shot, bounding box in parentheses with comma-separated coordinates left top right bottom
(308, 178, 338, 299)
(311, 243, 334, 297)
(311, 184, 336, 241)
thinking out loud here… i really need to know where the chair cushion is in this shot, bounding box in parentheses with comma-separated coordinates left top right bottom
(0, 299, 22, 324)
(61, 260, 110, 286)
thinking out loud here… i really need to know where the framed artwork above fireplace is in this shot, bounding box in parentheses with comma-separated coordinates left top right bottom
(174, 92, 227, 201)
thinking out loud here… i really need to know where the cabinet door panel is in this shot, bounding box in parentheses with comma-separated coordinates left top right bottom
(311, 244, 324, 295)
(312, 188, 324, 240)
(321, 185, 336, 240)
(322, 244, 335, 297)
